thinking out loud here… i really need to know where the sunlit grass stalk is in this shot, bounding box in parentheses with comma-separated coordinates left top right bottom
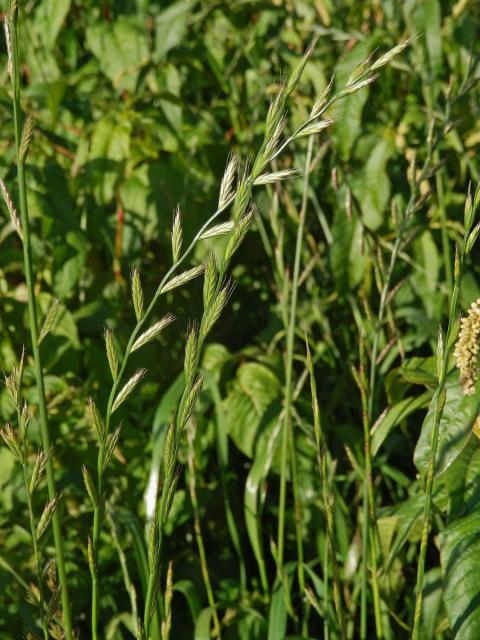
(411, 185, 479, 639)
(7, 4, 72, 637)
(306, 341, 346, 639)
(187, 421, 222, 639)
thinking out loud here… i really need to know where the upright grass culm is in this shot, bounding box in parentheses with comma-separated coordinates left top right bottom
(411, 184, 480, 639)
(4, 3, 73, 637)
(306, 340, 346, 639)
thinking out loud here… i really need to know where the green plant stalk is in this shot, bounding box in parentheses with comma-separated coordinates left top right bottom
(356, 349, 383, 640)
(187, 423, 222, 639)
(411, 241, 466, 639)
(277, 136, 314, 571)
(90, 198, 233, 637)
(306, 341, 346, 639)
(22, 463, 49, 640)
(9, 8, 73, 638)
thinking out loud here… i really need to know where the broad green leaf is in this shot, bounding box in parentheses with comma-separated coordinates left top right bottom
(244, 416, 281, 594)
(333, 39, 373, 159)
(174, 579, 202, 622)
(330, 204, 355, 294)
(420, 568, 443, 640)
(354, 137, 394, 230)
(440, 511, 480, 639)
(154, 0, 194, 61)
(86, 17, 149, 92)
(371, 391, 431, 456)
(268, 578, 288, 640)
(195, 607, 213, 640)
(414, 373, 480, 480)
(224, 362, 281, 458)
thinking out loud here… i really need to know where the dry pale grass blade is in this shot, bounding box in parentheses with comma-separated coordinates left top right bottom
(112, 369, 147, 413)
(132, 314, 175, 352)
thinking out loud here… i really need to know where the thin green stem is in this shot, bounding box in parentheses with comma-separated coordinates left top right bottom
(277, 136, 314, 571)
(22, 463, 49, 640)
(187, 423, 222, 639)
(9, 7, 73, 638)
(306, 341, 346, 639)
(412, 239, 466, 639)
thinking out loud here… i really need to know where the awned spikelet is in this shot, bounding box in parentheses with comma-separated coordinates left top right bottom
(454, 298, 480, 395)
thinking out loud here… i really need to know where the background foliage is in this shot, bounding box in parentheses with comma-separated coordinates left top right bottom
(1, 0, 480, 638)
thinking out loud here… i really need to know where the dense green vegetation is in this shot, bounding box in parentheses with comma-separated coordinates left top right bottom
(1, 1, 480, 638)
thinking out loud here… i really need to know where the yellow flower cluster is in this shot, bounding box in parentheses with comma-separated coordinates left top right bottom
(454, 298, 480, 395)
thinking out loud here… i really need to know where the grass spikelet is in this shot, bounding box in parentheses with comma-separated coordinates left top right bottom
(218, 153, 238, 209)
(82, 465, 98, 508)
(160, 264, 205, 294)
(87, 397, 105, 442)
(0, 178, 22, 240)
(105, 328, 119, 380)
(3, 21, 12, 79)
(163, 425, 177, 482)
(161, 562, 173, 640)
(0, 422, 22, 461)
(131, 269, 144, 321)
(203, 254, 218, 309)
(179, 375, 203, 428)
(171, 205, 183, 264)
(102, 425, 122, 471)
(112, 369, 147, 413)
(370, 38, 413, 71)
(132, 314, 175, 352)
(340, 74, 379, 96)
(184, 326, 198, 387)
(200, 283, 233, 338)
(19, 114, 34, 162)
(37, 494, 62, 540)
(200, 221, 235, 239)
(30, 445, 53, 493)
(38, 298, 60, 344)
(297, 118, 335, 138)
(224, 210, 255, 263)
(254, 168, 302, 185)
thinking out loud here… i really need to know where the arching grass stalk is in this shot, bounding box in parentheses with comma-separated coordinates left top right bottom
(86, 34, 344, 637)
(5, 3, 73, 637)
(306, 340, 346, 639)
(411, 185, 480, 639)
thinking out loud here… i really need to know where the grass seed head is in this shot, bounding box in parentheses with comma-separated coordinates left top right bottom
(171, 205, 183, 264)
(131, 269, 144, 321)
